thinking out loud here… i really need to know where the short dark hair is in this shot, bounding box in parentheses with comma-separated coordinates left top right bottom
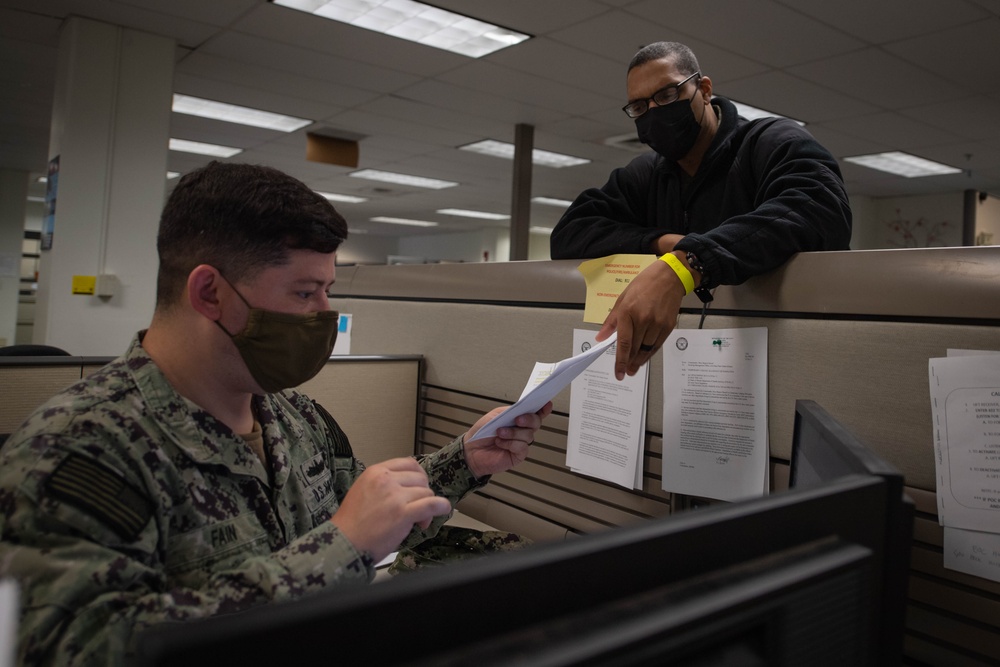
(628, 41, 700, 75)
(155, 161, 348, 309)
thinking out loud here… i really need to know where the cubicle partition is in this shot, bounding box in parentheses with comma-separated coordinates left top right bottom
(329, 248, 1000, 666)
(0, 355, 422, 466)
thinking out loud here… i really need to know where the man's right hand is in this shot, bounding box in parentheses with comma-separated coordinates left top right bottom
(596, 255, 688, 380)
(330, 457, 452, 562)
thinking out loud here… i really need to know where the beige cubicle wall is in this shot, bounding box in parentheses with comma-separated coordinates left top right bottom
(328, 247, 1000, 667)
(0, 355, 422, 466)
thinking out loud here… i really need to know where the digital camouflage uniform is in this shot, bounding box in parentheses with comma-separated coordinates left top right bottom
(0, 333, 485, 666)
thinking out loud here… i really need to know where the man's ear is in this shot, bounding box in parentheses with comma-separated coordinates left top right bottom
(187, 265, 224, 321)
(698, 75, 713, 103)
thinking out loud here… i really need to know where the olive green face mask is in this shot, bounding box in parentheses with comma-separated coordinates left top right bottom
(216, 280, 339, 393)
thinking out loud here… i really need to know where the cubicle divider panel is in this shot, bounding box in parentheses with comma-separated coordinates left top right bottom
(419, 384, 672, 543)
(0, 363, 86, 437)
(337, 298, 616, 414)
(297, 357, 422, 465)
(329, 253, 1000, 666)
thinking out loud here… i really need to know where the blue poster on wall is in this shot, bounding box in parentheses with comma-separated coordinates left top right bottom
(41, 155, 59, 250)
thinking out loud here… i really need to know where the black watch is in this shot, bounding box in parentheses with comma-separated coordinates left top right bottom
(685, 252, 714, 303)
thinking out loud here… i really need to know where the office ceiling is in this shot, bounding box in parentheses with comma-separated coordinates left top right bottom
(3, 0, 1000, 242)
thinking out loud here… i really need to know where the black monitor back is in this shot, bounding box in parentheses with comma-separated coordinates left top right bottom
(790, 399, 914, 665)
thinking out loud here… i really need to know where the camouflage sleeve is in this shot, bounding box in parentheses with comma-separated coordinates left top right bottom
(401, 436, 489, 546)
(0, 432, 372, 666)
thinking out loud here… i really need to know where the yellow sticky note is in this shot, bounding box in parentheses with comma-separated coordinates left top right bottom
(72, 275, 96, 295)
(578, 254, 657, 324)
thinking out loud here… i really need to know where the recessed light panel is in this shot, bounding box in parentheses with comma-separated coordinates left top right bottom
(844, 151, 961, 178)
(532, 196, 573, 207)
(168, 138, 243, 158)
(370, 216, 439, 227)
(317, 191, 368, 203)
(172, 94, 312, 132)
(437, 208, 509, 220)
(350, 169, 457, 189)
(459, 140, 590, 168)
(731, 101, 805, 126)
(272, 0, 530, 58)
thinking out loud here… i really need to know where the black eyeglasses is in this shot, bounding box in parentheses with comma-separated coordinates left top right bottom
(622, 72, 701, 118)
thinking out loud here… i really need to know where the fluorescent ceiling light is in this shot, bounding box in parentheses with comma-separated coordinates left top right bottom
(272, 0, 530, 58)
(172, 94, 312, 132)
(732, 101, 805, 126)
(437, 208, 509, 220)
(167, 171, 180, 179)
(27, 196, 45, 202)
(460, 140, 590, 168)
(350, 169, 457, 189)
(843, 151, 962, 178)
(370, 216, 439, 227)
(530, 226, 553, 234)
(532, 196, 573, 207)
(169, 138, 243, 158)
(347, 227, 369, 234)
(317, 191, 368, 203)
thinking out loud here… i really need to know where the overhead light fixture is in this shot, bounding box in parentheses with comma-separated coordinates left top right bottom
(167, 172, 181, 179)
(169, 138, 243, 158)
(532, 196, 573, 207)
(844, 151, 962, 178)
(459, 140, 590, 168)
(172, 94, 312, 132)
(370, 216, 439, 227)
(27, 196, 45, 203)
(350, 169, 458, 189)
(347, 227, 369, 234)
(731, 101, 805, 126)
(437, 208, 509, 220)
(530, 226, 554, 234)
(272, 0, 530, 58)
(317, 191, 368, 203)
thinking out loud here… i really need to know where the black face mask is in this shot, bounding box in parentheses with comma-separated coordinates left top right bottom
(635, 96, 704, 162)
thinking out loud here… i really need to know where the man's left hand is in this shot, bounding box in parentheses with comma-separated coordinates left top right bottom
(463, 402, 553, 478)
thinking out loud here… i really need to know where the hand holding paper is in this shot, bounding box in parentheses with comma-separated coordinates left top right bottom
(470, 333, 618, 441)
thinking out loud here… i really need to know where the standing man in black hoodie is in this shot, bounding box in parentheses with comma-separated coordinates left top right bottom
(551, 41, 851, 381)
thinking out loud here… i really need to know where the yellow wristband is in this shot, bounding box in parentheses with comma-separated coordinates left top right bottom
(658, 253, 694, 295)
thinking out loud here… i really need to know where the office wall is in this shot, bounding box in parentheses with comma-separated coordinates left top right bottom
(976, 192, 1000, 245)
(856, 192, 964, 248)
(336, 232, 398, 266)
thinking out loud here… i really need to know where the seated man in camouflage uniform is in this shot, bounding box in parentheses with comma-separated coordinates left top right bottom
(0, 161, 551, 666)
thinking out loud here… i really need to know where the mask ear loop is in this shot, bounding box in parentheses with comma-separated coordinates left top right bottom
(214, 272, 254, 337)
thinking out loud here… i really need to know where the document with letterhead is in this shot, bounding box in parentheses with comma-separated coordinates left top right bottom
(565, 329, 648, 489)
(661, 327, 769, 502)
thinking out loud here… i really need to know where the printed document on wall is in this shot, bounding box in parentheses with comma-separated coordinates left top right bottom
(661, 327, 768, 502)
(929, 350, 1000, 533)
(566, 329, 648, 489)
(931, 348, 1000, 583)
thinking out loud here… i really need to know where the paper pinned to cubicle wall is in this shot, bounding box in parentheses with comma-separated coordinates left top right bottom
(577, 254, 656, 324)
(931, 348, 1000, 583)
(565, 328, 648, 489)
(331, 313, 352, 355)
(661, 327, 769, 502)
